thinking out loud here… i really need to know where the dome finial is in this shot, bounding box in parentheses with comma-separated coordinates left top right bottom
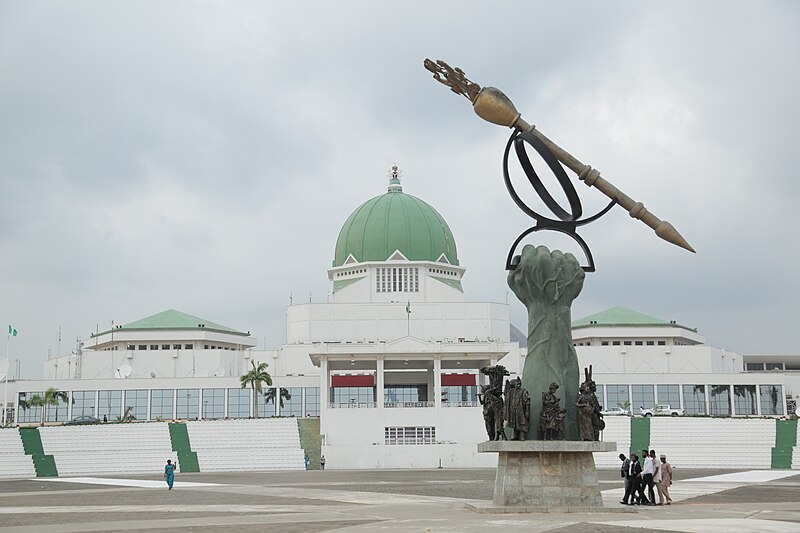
(387, 164, 403, 192)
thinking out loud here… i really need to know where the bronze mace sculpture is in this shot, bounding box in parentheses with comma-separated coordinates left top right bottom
(423, 59, 695, 254)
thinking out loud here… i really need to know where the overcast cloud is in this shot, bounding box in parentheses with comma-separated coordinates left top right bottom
(1, 1, 798, 379)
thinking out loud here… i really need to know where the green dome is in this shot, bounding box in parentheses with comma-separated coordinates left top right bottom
(334, 179, 459, 268)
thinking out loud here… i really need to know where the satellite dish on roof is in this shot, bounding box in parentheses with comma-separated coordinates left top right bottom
(213, 367, 225, 377)
(114, 364, 132, 379)
(0, 357, 8, 382)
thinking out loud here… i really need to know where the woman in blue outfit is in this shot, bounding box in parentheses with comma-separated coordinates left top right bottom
(164, 459, 175, 490)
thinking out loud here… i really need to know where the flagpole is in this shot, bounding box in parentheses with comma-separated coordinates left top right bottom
(4, 331, 9, 427)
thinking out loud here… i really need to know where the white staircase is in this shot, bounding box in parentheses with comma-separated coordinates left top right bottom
(0, 429, 35, 478)
(650, 418, 774, 469)
(186, 418, 305, 471)
(39, 423, 175, 476)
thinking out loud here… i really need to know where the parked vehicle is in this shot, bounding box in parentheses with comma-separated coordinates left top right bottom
(63, 415, 101, 425)
(600, 406, 629, 416)
(640, 404, 685, 417)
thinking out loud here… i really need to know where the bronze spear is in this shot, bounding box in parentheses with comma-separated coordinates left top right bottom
(423, 59, 695, 254)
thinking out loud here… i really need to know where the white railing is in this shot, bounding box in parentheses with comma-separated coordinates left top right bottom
(384, 401, 435, 408)
(330, 402, 375, 409)
(442, 401, 480, 407)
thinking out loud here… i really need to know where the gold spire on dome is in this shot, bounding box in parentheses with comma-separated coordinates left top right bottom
(387, 164, 403, 192)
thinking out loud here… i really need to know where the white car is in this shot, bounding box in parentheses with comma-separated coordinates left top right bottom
(640, 404, 685, 417)
(600, 406, 629, 416)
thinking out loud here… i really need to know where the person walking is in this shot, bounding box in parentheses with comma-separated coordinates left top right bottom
(164, 459, 175, 490)
(630, 453, 644, 505)
(651, 450, 664, 504)
(304, 452, 310, 471)
(320, 455, 326, 470)
(642, 448, 655, 505)
(619, 453, 633, 505)
(658, 454, 673, 504)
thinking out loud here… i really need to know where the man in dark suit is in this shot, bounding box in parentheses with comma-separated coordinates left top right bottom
(619, 453, 633, 505)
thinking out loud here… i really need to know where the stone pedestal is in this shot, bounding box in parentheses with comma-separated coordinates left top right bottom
(468, 440, 619, 513)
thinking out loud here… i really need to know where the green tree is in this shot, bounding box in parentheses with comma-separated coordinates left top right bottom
(53, 390, 70, 421)
(116, 405, 135, 423)
(266, 387, 292, 410)
(240, 361, 272, 418)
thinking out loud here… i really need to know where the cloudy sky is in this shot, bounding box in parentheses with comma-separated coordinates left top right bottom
(1, 1, 798, 379)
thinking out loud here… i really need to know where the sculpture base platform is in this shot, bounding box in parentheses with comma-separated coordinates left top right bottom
(471, 440, 623, 514)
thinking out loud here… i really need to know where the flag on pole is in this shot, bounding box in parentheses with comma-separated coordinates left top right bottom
(8, 325, 16, 337)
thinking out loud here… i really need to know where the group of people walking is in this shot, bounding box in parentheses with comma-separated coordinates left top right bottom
(619, 449, 673, 506)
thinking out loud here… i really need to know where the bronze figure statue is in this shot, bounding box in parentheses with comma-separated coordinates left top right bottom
(504, 377, 531, 441)
(480, 365, 510, 441)
(537, 382, 566, 440)
(576, 365, 605, 441)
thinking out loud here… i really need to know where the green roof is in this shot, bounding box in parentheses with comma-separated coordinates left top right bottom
(572, 306, 670, 328)
(333, 177, 458, 268)
(116, 309, 248, 336)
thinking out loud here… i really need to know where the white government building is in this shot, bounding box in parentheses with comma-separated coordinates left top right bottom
(4, 167, 799, 469)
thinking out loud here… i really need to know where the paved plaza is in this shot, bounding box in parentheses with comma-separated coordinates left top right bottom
(1, 468, 799, 532)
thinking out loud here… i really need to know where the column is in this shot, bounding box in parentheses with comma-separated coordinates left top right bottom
(376, 356, 385, 409)
(433, 356, 442, 410)
(146, 389, 152, 421)
(67, 390, 73, 420)
(319, 356, 328, 443)
(172, 389, 178, 420)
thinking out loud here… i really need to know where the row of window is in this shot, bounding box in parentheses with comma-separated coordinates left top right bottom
(429, 268, 457, 277)
(335, 268, 367, 278)
(330, 385, 476, 404)
(376, 267, 419, 293)
(746, 362, 786, 371)
(17, 387, 321, 423)
(385, 426, 435, 445)
(122, 344, 237, 351)
(598, 383, 784, 416)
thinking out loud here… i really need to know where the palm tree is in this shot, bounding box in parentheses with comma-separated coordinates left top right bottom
(240, 361, 272, 418)
(266, 388, 292, 411)
(53, 390, 70, 422)
(116, 405, 135, 422)
(29, 388, 59, 426)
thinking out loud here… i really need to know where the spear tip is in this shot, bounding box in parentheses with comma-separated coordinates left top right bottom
(655, 221, 696, 253)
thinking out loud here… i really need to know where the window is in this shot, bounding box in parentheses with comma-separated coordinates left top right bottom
(623, 341, 632, 346)
(765, 362, 784, 371)
(227, 388, 250, 418)
(601, 341, 609, 346)
(656, 385, 680, 408)
(161, 345, 170, 350)
(202, 389, 224, 419)
(44, 392, 70, 422)
(606, 385, 629, 411)
(138, 345, 147, 350)
(760, 385, 784, 415)
(646, 341, 655, 346)
(683, 385, 706, 415)
(17, 392, 42, 423)
(441, 385, 478, 404)
(304, 387, 320, 417)
(634, 341, 643, 346)
(150, 389, 174, 420)
(376, 267, 420, 293)
(746, 363, 765, 371)
(173, 344, 181, 349)
(176, 389, 199, 419)
(98, 390, 122, 420)
(385, 385, 428, 403)
(72, 390, 96, 417)
(185, 344, 193, 349)
(150, 345, 158, 350)
(657, 341, 666, 346)
(632, 385, 655, 410)
(124, 390, 148, 420)
(612, 341, 620, 346)
(385, 426, 435, 445)
(331, 386, 374, 405)
(128, 345, 136, 350)
(709, 385, 731, 416)
(281, 387, 303, 417)
(733, 385, 757, 416)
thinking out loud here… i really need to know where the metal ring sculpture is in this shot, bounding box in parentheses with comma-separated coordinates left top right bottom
(503, 129, 616, 272)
